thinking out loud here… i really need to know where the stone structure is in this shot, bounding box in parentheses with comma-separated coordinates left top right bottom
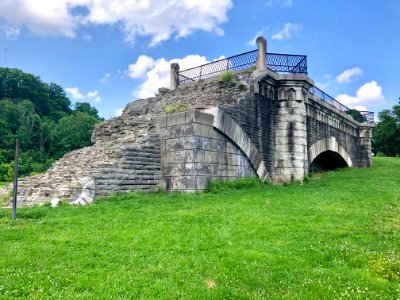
(1, 37, 374, 206)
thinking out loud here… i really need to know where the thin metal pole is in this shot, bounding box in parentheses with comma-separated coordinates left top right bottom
(12, 139, 19, 222)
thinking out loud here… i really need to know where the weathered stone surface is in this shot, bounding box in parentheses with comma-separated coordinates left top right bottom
(0, 67, 374, 205)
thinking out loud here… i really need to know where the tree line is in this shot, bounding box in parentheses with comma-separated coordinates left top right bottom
(373, 101, 400, 156)
(0, 68, 103, 181)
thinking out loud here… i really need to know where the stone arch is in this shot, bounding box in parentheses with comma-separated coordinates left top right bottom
(308, 137, 353, 170)
(202, 107, 269, 181)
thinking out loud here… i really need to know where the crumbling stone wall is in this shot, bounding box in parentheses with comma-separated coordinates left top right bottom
(2, 70, 257, 206)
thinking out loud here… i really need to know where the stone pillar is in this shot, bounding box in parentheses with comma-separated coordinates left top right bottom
(273, 81, 311, 183)
(357, 125, 374, 167)
(170, 63, 180, 90)
(256, 36, 267, 71)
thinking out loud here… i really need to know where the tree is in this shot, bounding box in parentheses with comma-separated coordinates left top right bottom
(373, 101, 400, 156)
(0, 68, 103, 179)
(74, 102, 101, 119)
(49, 112, 101, 158)
(346, 109, 366, 123)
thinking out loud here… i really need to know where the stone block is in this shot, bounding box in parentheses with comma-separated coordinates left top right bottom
(204, 151, 218, 164)
(170, 176, 197, 190)
(193, 110, 214, 125)
(192, 123, 217, 139)
(166, 112, 187, 127)
(196, 163, 213, 176)
(196, 176, 209, 190)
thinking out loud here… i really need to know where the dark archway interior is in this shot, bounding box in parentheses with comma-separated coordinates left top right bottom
(309, 150, 349, 172)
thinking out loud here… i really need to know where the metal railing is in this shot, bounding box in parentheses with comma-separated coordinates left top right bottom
(177, 50, 308, 85)
(309, 86, 374, 124)
(176, 49, 373, 124)
(358, 111, 375, 124)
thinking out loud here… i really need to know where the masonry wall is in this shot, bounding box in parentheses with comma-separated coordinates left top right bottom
(1, 68, 375, 206)
(158, 110, 256, 192)
(222, 82, 277, 179)
(306, 96, 361, 167)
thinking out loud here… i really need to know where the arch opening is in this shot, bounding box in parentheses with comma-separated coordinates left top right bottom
(309, 150, 349, 172)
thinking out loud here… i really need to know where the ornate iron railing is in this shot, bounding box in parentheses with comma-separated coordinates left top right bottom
(309, 86, 374, 124)
(358, 111, 375, 124)
(177, 50, 307, 85)
(268, 53, 307, 74)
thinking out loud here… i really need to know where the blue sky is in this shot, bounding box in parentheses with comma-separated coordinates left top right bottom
(0, 0, 399, 119)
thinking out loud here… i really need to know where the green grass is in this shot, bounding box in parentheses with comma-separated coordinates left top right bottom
(0, 157, 399, 299)
(0, 182, 9, 189)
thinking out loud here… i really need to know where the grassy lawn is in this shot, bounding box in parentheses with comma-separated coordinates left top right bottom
(0, 182, 9, 189)
(0, 157, 399, 299)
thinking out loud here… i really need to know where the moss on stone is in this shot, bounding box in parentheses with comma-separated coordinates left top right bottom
(163, 102, 188, 114)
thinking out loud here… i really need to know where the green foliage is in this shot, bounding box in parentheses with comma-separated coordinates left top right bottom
(373, 101, 400, 156)
(0, 68, 71, 119)
(346, 109, 366, 123)
(74, 102, 102, 119)
(0, 157, 399, 298)
(49, 111, 100, 158)
(0, 163, 13, 181)
(0, 68, 103, 178)
(220, 70, 233, 82)
(163, 102, 188, 114)
(249, 65, 257, 71)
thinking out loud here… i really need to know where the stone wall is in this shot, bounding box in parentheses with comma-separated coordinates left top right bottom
(306, 94, 373, 168)
(1, 68, 374, 206)
(157, 109, 256, 192)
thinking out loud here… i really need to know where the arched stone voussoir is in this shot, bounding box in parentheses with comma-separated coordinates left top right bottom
(202, 107, 269, 181)
(308, 137, 353, 167)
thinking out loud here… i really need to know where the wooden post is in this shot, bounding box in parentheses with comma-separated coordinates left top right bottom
(12, 139, 19, 222)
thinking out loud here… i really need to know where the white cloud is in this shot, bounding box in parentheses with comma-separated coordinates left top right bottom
(128, 54, 209, 99)
(354, 105, 368, 111)
(126, 56, 155, 79)
(0, 0, 233, 45)
(271, 23, 300, 40)
(316, 74, 332, 90)
(247, 30, 265, 46)
(3, 26, 20, 39)
(65, 87, 84, 100)
(87, 90, 101, 102)
(336, 67, 363, 83)
(336, 80, 384, 108)
(99, 73, 111, 84)
(114, 108, 123, 117)
(66, 87, 101, 102)
(315, 81, 330, 91)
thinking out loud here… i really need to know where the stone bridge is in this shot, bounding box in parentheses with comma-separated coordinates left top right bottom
(159, 36, 373, 190)
(2, 37, 374, 205)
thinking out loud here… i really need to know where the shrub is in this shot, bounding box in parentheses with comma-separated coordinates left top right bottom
(220, 71, 233, 82)
(0, 162, 13, 182)
(163, 102, 188, 114)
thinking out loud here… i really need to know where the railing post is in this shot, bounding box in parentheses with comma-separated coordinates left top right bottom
(256, 36, 267, 71)
(170, 63, 180, 90)
(12, 138, 19, 222)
